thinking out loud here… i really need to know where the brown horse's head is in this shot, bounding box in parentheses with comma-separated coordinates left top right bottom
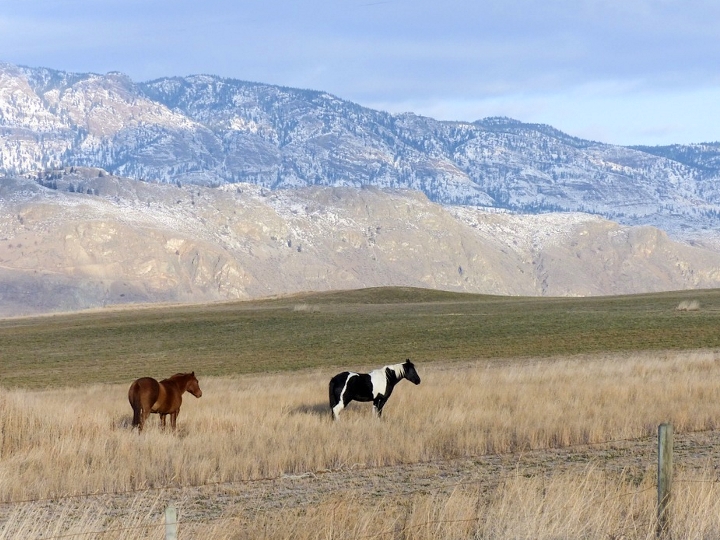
(172, 372, 202, 398)
(186, 371, 202, 398)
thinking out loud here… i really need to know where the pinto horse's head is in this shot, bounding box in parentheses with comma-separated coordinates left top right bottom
(402, 359, 421, 385)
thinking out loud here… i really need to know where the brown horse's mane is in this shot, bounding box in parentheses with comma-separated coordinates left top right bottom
(165, 372, 196, 383)
(169, 372, 194, 378)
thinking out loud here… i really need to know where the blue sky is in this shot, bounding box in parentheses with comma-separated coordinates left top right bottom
(2, 0, 719, 146)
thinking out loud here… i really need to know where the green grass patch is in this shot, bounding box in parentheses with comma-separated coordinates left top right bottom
(2, 286, 720, 389)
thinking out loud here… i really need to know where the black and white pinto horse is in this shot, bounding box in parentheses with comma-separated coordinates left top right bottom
(329, 359, 421, 420)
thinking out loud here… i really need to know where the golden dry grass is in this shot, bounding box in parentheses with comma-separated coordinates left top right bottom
(6, 471, 720, 540)
(3, 350, 720, 538)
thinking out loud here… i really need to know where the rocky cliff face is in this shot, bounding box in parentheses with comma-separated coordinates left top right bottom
(2, 63, 720, 238)
(2, 172, 720, 317)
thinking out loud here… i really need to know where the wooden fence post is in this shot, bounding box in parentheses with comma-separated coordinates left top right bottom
(165, 503, 178, 540)
(657, 423, 673, 539)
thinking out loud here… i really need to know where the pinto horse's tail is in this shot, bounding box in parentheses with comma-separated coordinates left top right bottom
(329, 373, 349, 420)
(328, 379, 336, 412)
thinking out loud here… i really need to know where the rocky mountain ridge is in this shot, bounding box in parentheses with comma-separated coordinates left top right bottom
(2, 172, 720, 317)
(2, 63, 720, 238)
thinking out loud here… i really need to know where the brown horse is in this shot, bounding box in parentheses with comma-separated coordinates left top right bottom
(128, 372, 202, 432)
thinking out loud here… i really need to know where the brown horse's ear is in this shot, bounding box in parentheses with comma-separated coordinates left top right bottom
(192, 371, 195, 376)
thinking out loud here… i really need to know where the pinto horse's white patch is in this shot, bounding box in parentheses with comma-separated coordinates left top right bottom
(369, 369, 388, 397)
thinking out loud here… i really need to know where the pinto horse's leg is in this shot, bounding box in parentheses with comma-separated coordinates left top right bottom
(332, 401, 344, 420)
(373, 396, 388, 418)
(330, 389, 345, 420)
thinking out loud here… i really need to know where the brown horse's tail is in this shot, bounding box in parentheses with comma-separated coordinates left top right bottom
(128, 381, 143, 428)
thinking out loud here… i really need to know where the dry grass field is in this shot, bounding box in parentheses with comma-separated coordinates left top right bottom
(4, 287, 720, 538)
(3, 349, 720, 538)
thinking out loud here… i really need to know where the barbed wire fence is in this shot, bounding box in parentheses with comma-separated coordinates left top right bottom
(1, 425, 718, 539)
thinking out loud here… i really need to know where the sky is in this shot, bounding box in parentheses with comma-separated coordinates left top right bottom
(2, 0, 720, 146)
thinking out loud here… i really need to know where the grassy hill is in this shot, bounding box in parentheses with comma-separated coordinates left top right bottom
(2, 286, 720, 389)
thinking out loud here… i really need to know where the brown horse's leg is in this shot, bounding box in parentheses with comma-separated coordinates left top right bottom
(171, 411, 178, 430)
(160, 414, 167, 429)
(140, 408, 150, 432)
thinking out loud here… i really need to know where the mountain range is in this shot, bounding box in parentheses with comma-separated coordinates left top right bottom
(2, 62, 720, 317)
(2, 62, 720, 240)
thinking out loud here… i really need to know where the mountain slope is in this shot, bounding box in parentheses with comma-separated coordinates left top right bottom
(2, 63, 720, 237)
(2, 172, 720, 317)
